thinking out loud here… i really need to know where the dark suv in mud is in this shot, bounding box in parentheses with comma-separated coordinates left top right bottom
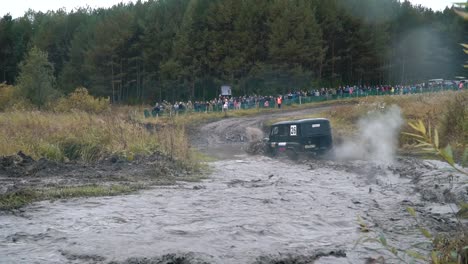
(265, 118, 333, 159)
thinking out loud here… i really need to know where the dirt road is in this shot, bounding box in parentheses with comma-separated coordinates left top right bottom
(0, 107, 466, 264)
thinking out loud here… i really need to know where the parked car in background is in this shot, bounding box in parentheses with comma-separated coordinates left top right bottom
(428, 78, 444, 87)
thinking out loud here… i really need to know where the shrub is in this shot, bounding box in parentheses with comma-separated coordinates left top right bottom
(53, 87, 110, 113)
(15, 47, 58, 108)
(37, 143, 63, 161)
(7, 98, 36, 111)
(60, 137, 104, 162)
(0, 83, 15, 111)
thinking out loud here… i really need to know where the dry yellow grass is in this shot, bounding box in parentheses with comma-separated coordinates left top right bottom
(0, 110, 191, 162)
(334, 91, 467, 148)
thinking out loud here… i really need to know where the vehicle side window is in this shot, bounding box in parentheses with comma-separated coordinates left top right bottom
(278, 125, 288, 136)
(271, 126, 279, 136)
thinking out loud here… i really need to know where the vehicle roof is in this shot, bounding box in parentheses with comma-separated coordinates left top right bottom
(272, 118, 329, 126)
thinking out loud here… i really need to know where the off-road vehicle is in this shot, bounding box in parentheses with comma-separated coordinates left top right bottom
(265, 118, 333, 159)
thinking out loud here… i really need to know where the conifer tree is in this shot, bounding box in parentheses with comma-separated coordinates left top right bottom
(16, 47, 58, 107)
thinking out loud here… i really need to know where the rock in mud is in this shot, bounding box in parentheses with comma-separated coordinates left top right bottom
(0, 151, 62, 178)
(59, 250, 106, 262)
(110, 253, 212, 264)
(253, 250, 346, 264)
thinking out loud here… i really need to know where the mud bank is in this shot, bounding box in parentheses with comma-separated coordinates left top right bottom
(0, 151, 200, 209)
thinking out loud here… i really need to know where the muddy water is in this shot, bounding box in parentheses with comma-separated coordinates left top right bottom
(0, 152, 440, 264)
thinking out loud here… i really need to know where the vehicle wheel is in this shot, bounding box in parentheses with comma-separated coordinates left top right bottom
(265, 146, 276, 157)
(286, 149, 298, 160)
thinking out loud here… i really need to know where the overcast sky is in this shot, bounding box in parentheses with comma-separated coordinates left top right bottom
(0, 0, 458, 18)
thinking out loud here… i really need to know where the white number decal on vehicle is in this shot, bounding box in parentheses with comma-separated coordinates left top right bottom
(312, 124, 320, 128)
(290, 125, 297, 136)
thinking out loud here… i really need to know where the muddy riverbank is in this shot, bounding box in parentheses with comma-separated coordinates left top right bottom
(0, 151, 202, 210)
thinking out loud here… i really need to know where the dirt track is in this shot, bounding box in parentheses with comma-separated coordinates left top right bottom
(0, 107, 467, 264)
(192, 106, 332, 146)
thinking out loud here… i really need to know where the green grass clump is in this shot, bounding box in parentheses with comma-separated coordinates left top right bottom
(42, 185, 138, 199)
(0, 185, 139, 210)
(0, 190, 37, 210)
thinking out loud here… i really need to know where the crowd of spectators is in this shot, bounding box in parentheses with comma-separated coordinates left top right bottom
(149, 81, 465, 116)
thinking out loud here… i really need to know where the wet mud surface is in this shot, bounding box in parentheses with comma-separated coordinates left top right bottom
(0, 151, 195, 195)
(1, 106, 467, 263)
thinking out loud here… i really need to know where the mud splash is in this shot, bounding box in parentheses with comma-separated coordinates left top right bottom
(334, 105, 403, 163)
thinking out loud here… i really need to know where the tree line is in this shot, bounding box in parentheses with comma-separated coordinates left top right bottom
(0, 0, 467, 104)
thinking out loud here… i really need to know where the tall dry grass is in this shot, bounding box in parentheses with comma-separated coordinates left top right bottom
(0, 110, 191, 162)
(324, 91, 467, 158)
(0, 85, 193, 162)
